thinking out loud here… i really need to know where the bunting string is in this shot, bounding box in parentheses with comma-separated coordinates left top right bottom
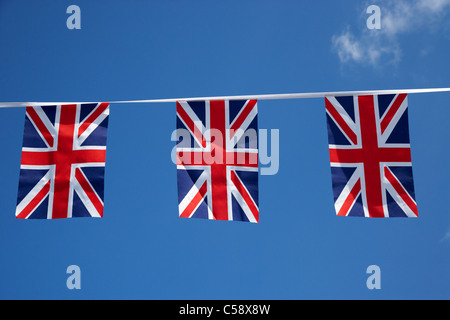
(0, 87, 449, 108)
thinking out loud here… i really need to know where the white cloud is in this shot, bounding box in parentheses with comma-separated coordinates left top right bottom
(381, 1, 414, 36)
(331, 27, 401, 67)
(441, 228, 450, 242)
(332, 0, 450, 67)
(417, 0, 450, 13)
(331, 29, 363, 63)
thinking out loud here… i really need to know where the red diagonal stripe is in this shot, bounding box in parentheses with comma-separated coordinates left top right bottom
(177, 101, 206, 148)
(337, 179, 361, 216)
(16, 180, 51, 219)
(384, 166, 418, 217)
(230, 171, 259, 222)
(26, 107, 54, 148)
(75, 168, 104, 217)
(78, 102, 109, 138)
(180, 181, 208, 218)
(380, 93, 407, 134)
(325, 98, 358, 145)
(230, 100, 257, 139)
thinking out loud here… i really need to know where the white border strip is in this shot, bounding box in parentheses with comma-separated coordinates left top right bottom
(0, 87, 449, 108)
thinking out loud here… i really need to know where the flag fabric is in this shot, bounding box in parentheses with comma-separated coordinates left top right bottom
(176, 99, 259, 222)
(325, 94, 418, 218)
(16, 103, 109, 219)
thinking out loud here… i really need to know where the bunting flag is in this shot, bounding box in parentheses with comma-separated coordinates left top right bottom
(16, 103, 109, 219)
(5, 87, 446, 222)
(175, 100, 259, 222)
(325, 94, 418, 218)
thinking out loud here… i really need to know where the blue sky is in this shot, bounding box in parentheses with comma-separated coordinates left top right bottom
(0, 0, 448, 299)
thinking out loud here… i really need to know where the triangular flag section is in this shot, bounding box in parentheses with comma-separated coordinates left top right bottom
(325, 94, 418, 217)
(176, 100, 259, 222)
(16, 103, 109, 219)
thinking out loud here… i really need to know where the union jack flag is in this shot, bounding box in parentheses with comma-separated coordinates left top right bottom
(176, 100, 259, 222)
(325, 94, 418, 218)
(16, 103, 109, 219)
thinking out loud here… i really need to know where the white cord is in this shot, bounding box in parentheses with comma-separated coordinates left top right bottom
(0, 87, 449, 108)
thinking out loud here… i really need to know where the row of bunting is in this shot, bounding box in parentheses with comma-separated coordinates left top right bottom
(15, 93, 418, 221)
